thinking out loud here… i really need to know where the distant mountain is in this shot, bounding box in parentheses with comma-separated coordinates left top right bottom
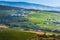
(0, 5, 21, 10)
(0, 5, 41, 11)
(0, 1, 60, 11)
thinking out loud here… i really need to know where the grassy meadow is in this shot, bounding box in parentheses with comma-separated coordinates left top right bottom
(0, 10, 60, 40)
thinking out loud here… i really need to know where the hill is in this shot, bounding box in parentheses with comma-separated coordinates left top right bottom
(0, 5, 60, 33)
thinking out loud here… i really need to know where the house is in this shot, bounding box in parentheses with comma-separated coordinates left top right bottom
(11, 12, 27, 17)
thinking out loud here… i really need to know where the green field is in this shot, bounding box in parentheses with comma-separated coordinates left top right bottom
(0, 30, 37, 40)
(27, 11, 60, 31)
(0, 10, 60, 33)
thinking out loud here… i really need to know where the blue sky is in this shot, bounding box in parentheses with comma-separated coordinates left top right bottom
(0, 0, 60, 7)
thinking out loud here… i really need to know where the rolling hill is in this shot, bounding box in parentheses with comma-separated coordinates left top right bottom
(0, 2, 60, 33)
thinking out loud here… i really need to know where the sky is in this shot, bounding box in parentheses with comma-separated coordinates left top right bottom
(0, 0, 60, 7)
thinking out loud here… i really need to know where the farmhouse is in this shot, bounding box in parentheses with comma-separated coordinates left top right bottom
(11, 12, 27, 17)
